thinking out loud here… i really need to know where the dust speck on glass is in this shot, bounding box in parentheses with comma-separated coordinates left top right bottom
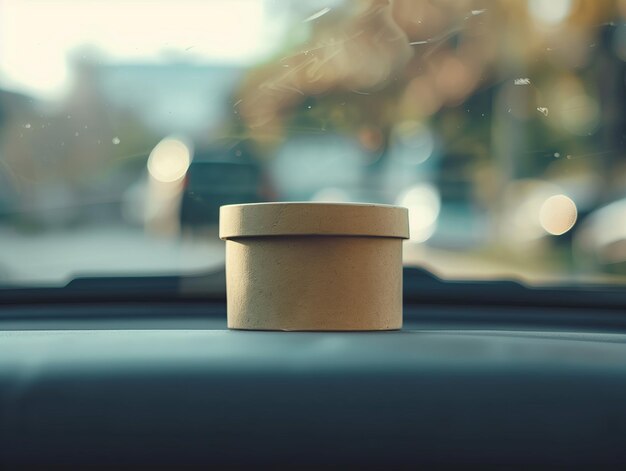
(0, 0, 625, 287)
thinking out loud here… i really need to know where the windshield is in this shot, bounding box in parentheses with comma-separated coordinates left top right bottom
(1, 0, 625, 287)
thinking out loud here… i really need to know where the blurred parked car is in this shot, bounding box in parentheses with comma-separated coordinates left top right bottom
(180, 155, 266, 230)
(575, 197, 626, 275)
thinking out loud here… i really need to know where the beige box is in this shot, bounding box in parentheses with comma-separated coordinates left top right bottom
(219, 202, 409, 331)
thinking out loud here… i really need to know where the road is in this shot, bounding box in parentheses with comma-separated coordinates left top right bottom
(0, 224, 616, 287)
(0, 225, 224, 286)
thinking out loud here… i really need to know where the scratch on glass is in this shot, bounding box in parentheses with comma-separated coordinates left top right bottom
(409, 26, 463, 49)
(304, 7, 331, 23)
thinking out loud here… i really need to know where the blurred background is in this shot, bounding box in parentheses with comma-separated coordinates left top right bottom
(1, 0, 625, 286)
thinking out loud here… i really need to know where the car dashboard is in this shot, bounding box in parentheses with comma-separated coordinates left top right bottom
(3, 291, 626, 468)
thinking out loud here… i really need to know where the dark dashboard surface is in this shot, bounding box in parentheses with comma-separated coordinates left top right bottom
(2, 310, 626, 468)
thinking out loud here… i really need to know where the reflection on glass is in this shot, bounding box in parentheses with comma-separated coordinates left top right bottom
(529, 0, 573, 24)
(539, 194, 578, 236)
(147, 137, 192, 183)
(397, 184, 441, 243)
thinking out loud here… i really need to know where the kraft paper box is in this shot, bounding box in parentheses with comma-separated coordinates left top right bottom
(220, 202, 409, 331)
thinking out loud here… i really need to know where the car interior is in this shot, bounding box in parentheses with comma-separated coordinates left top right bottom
(1, 0, 626, 468)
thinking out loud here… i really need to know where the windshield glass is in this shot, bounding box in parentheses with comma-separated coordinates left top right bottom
(1, 0, 625, 287)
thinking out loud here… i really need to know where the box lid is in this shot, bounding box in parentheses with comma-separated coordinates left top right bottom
(220, 202, 409, 239)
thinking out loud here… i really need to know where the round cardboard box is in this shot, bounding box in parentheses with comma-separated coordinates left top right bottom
(219, 202, 409, 331)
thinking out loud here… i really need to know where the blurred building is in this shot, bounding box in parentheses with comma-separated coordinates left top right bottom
(0, 60, 246, 229)
(95, 62, 244, 137)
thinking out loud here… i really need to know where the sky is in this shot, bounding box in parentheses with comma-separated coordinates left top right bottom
(0, 0, 287, 99)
